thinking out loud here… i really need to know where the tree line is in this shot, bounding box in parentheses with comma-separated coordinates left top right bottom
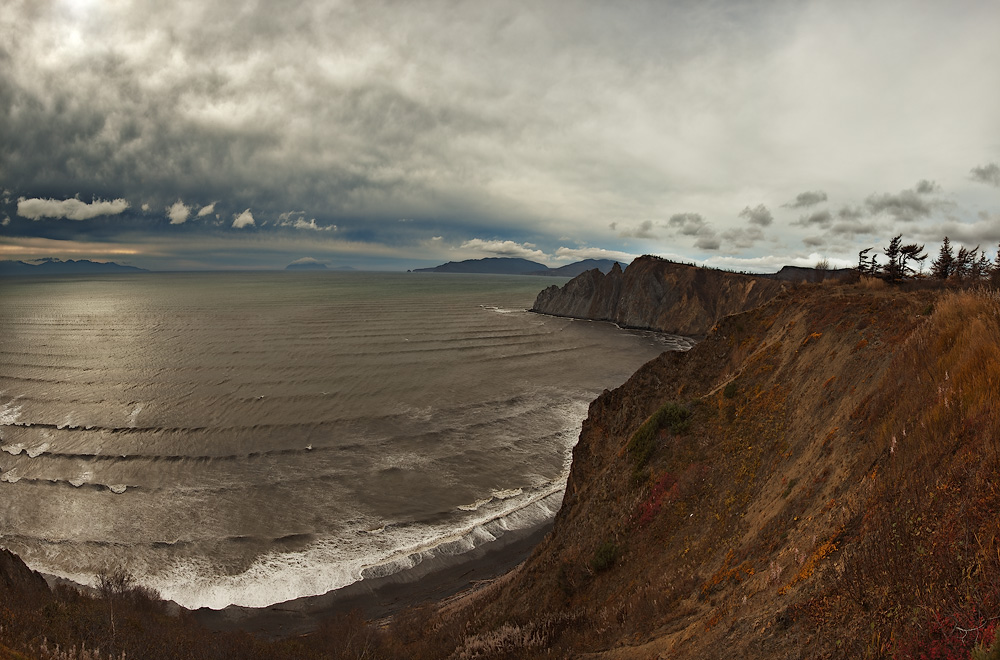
(857, 235, 1000, 283)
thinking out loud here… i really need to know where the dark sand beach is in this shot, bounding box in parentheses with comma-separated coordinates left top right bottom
(191, 521, 552, 638)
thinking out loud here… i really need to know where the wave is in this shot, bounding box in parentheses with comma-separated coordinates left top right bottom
(144, 480, 566, 610)
(0, 472, 129, 493)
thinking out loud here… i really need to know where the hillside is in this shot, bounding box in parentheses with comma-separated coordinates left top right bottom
(0, 259, 147, 275)
(412, 257, 549, 274)
(532, 256, 786, 336)
(411, 257, 618, 276)
(395, 282, 1000, 659)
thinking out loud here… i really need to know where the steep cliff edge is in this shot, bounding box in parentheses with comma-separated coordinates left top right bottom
(531, 256, 786, 336)
(409, 282, 1000, 659)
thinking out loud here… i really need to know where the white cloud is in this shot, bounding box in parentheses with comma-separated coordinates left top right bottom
(17, 197, 130, 221)
(2, 216, 9, 226)
(704, 252, 853, 272)
(141, 203, 150, 211)
(167, 200, 191, 224)
(553, 246, 637, 263)
(459, 239, 547, 261)
(293, 218, 334, 231)
(197, 203, 216, 217)
(232, 209, 255, 229)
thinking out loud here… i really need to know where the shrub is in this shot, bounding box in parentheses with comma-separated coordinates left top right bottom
(723, 381, 738, 399)
(626, 401, 692, 471)
(590, 541, 619, 573)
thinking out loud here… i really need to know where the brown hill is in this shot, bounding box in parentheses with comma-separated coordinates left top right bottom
(531, 256, 786, 336)
(396, 282, 1000, 659)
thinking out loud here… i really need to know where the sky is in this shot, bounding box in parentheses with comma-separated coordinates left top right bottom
(1, 0, 999, 272)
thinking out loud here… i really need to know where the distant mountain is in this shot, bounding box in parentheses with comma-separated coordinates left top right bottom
(412, 257, 549, 274)
(412, 257, 622, 276)
(0, 259, 147, 276)
(285, 258, 328, 270)
(531, 259, 620, 277)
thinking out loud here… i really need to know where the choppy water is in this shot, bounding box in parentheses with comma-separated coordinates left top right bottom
(0, 272, 691, 609)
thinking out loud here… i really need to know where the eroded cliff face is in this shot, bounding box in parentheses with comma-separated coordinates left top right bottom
(531, 257, 786, 336)
(423, 282, 1000, 659)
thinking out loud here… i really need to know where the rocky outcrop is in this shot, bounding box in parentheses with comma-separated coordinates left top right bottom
(531, 256, 786, 336)
(0, 547, 49, 598)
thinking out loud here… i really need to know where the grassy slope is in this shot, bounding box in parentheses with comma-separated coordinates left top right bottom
(406, 282, 1000, 659)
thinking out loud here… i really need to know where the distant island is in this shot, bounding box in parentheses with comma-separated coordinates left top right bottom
(0, 259, 147, 276)
(412, 257, 620, 276)
(284, 258, 357, 271)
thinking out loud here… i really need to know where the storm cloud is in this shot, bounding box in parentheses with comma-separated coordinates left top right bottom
(738, 204, 774, 227)
(1, 1, 999, 270)
(784, 191, 828, 209)
(971, 163, 1000, 187)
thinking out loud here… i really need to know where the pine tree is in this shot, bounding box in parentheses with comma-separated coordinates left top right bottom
(900, 243, 927, 277)
(882, 235, 903, 282)
(953, 246, 975, 281)
(931, 237, 954, 279)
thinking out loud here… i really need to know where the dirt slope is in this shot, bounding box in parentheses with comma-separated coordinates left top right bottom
(407, 282, 1000, 659)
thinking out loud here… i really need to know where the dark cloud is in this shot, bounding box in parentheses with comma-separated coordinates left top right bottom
(667, 213, 707, 236)
(720, 226, 765, 249)
(795, 210, 833, 228)
(695, 235, 721, 250)
(831, 219, 879, 237)
(864, 188, 935, 222)
(837, 205, 865, 221)
(971, 163, 1000, 187)
(617, 220, 657, 239)
(784, 190, 828, 208)
(738, 204, 773, 227)
(914, 179, 939, 194)
(802, 236, 826, 247)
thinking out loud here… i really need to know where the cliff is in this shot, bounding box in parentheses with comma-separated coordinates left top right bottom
(531, 256, 786, 336)
(404, 281, 1000, 659)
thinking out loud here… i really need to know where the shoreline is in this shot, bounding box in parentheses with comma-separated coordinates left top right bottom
(190, 519, 552, 639)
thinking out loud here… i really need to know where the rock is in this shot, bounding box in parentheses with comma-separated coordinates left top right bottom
(531, 256, 786, 337)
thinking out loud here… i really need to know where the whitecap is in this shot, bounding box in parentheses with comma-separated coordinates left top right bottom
(2, 443, 25, 456)
(108, 484, 128, 494)
(458, 497, 493, 512)
(69, 471, 93, 487)
(1, 469, 20, 483)
(26, 443, 50, 458)
(491, 487, 523, 500)
(0, 400, 24, 426)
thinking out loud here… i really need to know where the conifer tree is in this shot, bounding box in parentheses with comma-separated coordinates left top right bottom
(931, 237, 954, 279)
(953, 246, 975, 281)
(900, 243, 927, 277)
(882, 235, 903, 282)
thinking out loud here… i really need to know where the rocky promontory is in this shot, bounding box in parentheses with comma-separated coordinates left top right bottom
(531, 256, 786, 336)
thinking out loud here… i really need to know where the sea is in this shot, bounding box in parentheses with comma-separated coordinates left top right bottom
(0, 272, 692, 610)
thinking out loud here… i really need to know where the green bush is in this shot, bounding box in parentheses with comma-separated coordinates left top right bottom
(723, 381, 738, 399)
(590, 541, 619, 573)
(625, 401, 692, 471)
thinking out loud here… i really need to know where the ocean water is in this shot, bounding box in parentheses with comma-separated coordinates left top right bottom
(0, 272, 691, 610)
